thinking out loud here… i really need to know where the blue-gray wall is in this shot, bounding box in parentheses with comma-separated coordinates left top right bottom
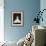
(40, 0, 46, 27)
(4, 0, 40, 42)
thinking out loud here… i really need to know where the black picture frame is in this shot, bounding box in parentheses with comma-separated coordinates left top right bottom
(12, 11, 24, 27)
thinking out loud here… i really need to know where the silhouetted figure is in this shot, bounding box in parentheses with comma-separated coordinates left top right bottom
(34, 16, 40, 23)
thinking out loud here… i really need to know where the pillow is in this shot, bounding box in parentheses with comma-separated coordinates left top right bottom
(17, 37, 25, 46)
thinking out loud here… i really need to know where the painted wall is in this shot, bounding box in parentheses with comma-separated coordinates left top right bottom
(40, 0, 46, 27)
(4, 0, 40, 42)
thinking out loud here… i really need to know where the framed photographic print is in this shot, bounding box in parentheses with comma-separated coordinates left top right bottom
(12, 11, 24, 26)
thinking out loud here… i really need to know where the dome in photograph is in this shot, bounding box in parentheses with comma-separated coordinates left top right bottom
(13, 16, 21, 23)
